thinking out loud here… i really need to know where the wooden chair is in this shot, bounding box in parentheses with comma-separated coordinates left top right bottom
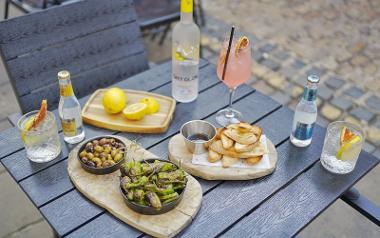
(0, 0, 149, 113)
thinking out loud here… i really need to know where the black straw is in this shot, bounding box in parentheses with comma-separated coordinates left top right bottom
(222, 26, 235, 81)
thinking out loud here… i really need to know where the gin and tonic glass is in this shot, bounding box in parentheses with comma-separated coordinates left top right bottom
(320, 121, 364, 174)
(17, 111, 61, 163)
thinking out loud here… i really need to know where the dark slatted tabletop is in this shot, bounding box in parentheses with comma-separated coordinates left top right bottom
(0, 59, 378, 237)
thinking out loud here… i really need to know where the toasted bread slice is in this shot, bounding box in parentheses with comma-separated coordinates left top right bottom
(244, 156, 262, 165)
(221, 134, 234, 149)
(222, 155, 240, 168)
(216, 128, 224, 140)
(223, 128, 258, 145)
(208, 149, 222, 163)
(210, 140, 267, 158)
(234, 141, 259, 153)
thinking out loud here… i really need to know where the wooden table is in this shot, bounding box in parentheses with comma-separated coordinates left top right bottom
(0, 59, 378, 237)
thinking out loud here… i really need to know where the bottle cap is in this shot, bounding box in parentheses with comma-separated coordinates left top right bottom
(307, 74, 320, 83)
(58, 70, 70, 80)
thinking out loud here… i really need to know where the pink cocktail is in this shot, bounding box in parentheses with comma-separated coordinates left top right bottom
(215, 36, 252, 126)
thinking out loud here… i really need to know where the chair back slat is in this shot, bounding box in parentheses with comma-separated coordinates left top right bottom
(0, 0, 149, 112)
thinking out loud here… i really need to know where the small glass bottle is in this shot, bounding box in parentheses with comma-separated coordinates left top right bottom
(290, 74, 319, 147)
(171, 0, 200, 103)
(58, 70, 85, 144)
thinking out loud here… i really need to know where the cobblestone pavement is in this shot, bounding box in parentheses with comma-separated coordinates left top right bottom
(0, 0, 379, 237)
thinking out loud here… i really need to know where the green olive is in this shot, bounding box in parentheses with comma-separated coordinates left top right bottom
(94, 152, 99, 158)
(79, 150, 87, 158)
(99, 138, 108, 146)
(87, 152, 94, 159)
(107, 154, 112, 160)
(114, 153, 123, 162)
(101, 157, 107, 162)
(104, 146, 111, 154)
(94, 145, 103, 153)
(111, 149, 117, 158)
(93, 157, 102, 167)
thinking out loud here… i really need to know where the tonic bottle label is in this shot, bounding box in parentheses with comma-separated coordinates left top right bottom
(61, 118, 77, 137)
(293, 122, 315, 140)
(60, 84, 74, 97)
(303, 88, 317, 101)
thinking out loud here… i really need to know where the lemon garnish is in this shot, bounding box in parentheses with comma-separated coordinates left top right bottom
(235, 36, 249, 56)
(122, 103, 147, 121)
(336, 135, 361, 161)
(139, 97, 160, 114)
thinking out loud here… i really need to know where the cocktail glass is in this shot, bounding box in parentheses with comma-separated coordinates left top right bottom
(320, 121, 364, 174)
(17, 111, 61, 163)
(215, 36, 252, 126)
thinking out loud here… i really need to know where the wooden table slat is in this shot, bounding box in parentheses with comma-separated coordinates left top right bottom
(40, 190, 103, 237)
(66, 213, 141, 238)
(222, 151, 379, 238)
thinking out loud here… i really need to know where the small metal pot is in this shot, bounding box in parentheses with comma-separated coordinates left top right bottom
(77, 135, 125, 175)
(120, 159, 186, 215)
(180, 120, 217, 154)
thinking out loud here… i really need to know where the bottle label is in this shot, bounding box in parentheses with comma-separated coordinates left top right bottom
(181, 0, 193, 13)
(173, 73, 198, 82)
(61, 118, 77, 137)
(303, 87, 317, 101)
(60, 84, 74, 97)
(293, 122, 315, 140)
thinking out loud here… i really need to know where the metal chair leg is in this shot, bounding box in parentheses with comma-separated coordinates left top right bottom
(4, 0, 9, 19)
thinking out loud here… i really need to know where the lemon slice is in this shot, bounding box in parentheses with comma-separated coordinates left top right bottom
(21, 117, 35, 143)
(122, 103, 147, 120)
(139, 97, 160, 114)
(336, 135, 361, 161)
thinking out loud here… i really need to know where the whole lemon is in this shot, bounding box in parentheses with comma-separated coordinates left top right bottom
(102, 87, 127, 114)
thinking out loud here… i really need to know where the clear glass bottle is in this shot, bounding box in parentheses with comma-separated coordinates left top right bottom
(172, 0, 200, 103)
(58, 70, 85, 144)
(290, 74, 319, 147)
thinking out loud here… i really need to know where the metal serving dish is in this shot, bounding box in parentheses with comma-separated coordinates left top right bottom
(77, 135, 126, 175)
(120, 159, 186, 215)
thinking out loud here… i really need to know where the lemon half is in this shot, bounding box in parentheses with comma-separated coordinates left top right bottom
(139, 97, 160, 114)
(122, 103, 147, 120)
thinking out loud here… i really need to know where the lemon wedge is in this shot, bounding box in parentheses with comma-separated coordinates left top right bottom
(21, 117, 35, 143)
(122, 103, 147, 120)
(139, 97, 160, 114)
(235, 36, 249, 56)
(336, 135, 361, 161)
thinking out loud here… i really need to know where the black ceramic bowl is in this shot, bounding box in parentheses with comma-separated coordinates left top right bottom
(77, 135, 126, 175)
(120, 159, 186, 215)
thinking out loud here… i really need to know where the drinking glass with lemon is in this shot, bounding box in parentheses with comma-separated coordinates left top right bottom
(320, 121, 364, 174)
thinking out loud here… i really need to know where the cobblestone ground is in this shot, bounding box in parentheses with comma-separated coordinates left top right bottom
(0, 0, 379, 237)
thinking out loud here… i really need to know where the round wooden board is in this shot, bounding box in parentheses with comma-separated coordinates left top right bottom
(168, 134, 278, 180)
(68, 135, 202, 238)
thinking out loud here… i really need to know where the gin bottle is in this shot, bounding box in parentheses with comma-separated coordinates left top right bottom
(58, 70, 85, 144)
(172, 0, 200, 103)
(290, 74, 319, 147)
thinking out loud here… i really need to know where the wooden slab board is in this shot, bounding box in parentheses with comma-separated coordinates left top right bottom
(82, 89, 176, 133)
(168, 134, 278, 180)
(68, 135, 202, 238)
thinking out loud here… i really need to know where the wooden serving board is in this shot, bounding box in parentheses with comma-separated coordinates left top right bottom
(82, 89, 176, 133)
(68, 135, 202, 238)
(168, 134, 278, 180)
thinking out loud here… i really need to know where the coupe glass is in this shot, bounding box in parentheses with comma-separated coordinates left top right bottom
(320, 121, 364, 174)
(17, 111, 61, 163)
(215, 35, 252, 126)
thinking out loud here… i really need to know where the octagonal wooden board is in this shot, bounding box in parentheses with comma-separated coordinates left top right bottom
(168, 134, 278, 180)
(82, 89, 176, 133)
(68, 135, 202, 238)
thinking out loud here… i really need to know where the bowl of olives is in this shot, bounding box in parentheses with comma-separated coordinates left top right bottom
(119, 159, 187, 215)
(78, 136, 126, 174)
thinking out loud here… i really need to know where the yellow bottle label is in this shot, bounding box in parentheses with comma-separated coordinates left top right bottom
(61, 118, 77, 137)
(60, 84, 74, 97)
(181, 0, 193, 13)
